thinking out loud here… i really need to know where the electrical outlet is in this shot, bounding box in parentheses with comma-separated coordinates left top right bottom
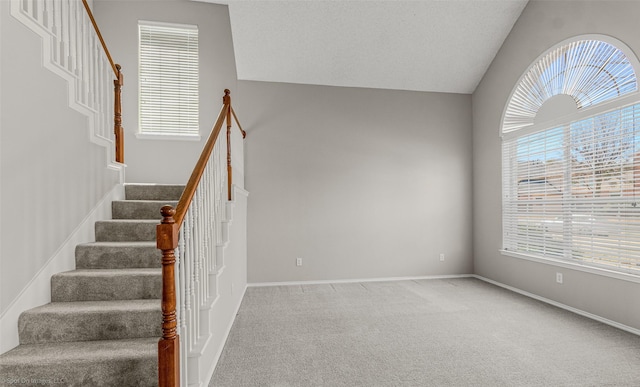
(296, 258, 303, 266)
(439, 253, 445, 262)
(556, 272, 563, 284)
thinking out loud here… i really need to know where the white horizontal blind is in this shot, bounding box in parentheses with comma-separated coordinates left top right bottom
(139, 21, 199, 136)
(503, 40, 637, 134)
(503, 103, 640, 274)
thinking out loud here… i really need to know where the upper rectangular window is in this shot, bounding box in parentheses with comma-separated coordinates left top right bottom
(138, 21, 199, 138)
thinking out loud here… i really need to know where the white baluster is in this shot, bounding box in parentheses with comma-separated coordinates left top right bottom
(59, 0, 69, 70)
(192, 190, 201, 342)
(75, 0, 82, 78)
(200, 176, 208, 305)
(201, 168, 208, 286)
(177, 227, 188, 387)
(96, 54, 104, 137)
(47, 0, 54, 33)
(197, 186, 204, 305)
(52, 0, 62, 65)
(68, 0, 77, 74)
(103, 56, 109, 138)
(205, 166, 211, 286)
(90, 36, 98, 111)
(188, 204, 197, 350)
(42, 0, 51, 29)
(212, 141, 221, 271)
(24, 0, 33, 18)
(207, 155, 216, 301)
(178, 227, 187, 352)
(35, 0, 44, 25)
(80, 11, 88, 106)
(183, 208, 193, 353)
(89, 30, 96, 110)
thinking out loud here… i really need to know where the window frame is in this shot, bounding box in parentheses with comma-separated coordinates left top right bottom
(500, 35, 640, 283)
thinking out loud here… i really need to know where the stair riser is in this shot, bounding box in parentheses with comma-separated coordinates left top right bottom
(51, 274, 161, 302)
(125, 184, 184, 201)
(0, 355, 157, 387)
(19, 310, 161, 344)
(95, 221, 157, 242)
(112, 200, 178, 220)
(75, 245, 161, 269)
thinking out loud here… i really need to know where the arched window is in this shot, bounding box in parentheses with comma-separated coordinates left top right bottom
(501, 36, 640, 277)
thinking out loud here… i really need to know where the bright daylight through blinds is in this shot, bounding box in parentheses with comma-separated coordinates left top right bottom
(502, 38, 640, 276)
(139, 22, 199, 136)
(503, 40, 637, 134)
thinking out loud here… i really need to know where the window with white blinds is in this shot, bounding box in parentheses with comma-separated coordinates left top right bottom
(139, 21, 199, 137)
(502, 37, 640, 277)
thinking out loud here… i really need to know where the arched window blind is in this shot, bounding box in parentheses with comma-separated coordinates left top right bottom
(501, 37, 640, 277)
(139, 21, 199, 137)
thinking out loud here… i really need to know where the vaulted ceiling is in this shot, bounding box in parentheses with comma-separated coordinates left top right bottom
(204, 0, 529, 94)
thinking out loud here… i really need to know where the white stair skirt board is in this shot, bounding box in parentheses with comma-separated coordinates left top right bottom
(473, 275, 640, 337)
(0, 184, 125, 353)
(194, 185, 248, 387)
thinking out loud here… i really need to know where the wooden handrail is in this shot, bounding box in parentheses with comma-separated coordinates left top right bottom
(81, 0, 117, 77)
(81, 0, 124, 163)
(174, 97, 229, 227)
(231, 107, 247, 139)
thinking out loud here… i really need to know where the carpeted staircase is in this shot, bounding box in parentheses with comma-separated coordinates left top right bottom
(0, 184, 184, 386)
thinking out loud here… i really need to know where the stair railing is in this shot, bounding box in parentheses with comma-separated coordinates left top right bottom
(10, 0, 125, 163)
(80, 0, 125, 163)
(156, 89, 245, 387)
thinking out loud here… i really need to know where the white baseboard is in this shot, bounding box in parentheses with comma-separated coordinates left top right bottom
(0, 184, 125, 353)
(248, 274, 474, 288)
(473, 275, 640, 337)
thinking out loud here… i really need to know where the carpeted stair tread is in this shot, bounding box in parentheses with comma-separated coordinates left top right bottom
(51, 269, 161, 302)
(75, 241, 160, 269)
(19, 300, 161, 344)
(0, 337, 158, 386)
(112, 200, 179, 220)
(125, 184, 185, 201)
(95, 219, 159, 242)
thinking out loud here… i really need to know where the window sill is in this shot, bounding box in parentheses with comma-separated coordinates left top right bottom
(500, 249, 640, 284)
(136, 132, 201, 141)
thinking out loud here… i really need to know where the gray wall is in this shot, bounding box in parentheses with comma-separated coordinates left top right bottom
(472, 0, 640, 330)
(239, 81, 473, 283)
(0, 0, 120, 314)
(94, 0, 237, 184)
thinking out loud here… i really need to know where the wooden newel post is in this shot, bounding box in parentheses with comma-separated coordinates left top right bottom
(224, 89, 233, 201)
(114, 64, 124, 163)
(157, 205, 180, 387)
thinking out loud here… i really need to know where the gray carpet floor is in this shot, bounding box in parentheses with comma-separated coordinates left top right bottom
(210, 278, 640, 386)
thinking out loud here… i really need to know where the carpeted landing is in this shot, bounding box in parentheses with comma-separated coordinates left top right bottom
(211, 278, 640, 386)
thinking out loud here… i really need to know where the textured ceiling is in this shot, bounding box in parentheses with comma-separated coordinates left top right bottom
(204, 0, 528, 94)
